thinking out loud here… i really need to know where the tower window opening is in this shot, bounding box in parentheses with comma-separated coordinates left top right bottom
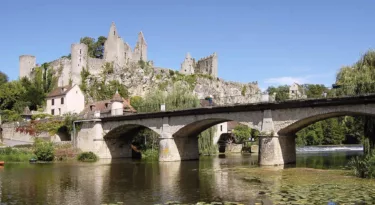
(78, 64, 80, 67)
(114, 31, 116, 35)
(220, 125, 223, 132)
(80, 49, 81, 54)
(79, 58, 81, 62)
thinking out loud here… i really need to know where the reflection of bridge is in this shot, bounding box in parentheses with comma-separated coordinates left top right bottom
(75, 94, 375, 165)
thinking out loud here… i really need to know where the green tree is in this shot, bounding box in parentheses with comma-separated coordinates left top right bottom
(303, 84, 329, 98)
(80, 37, 95, 57)
(130, 96, 144, 111)
(0, 81, 26, 111)
(335, 50, 375, 151)
(80, 36, 107, 58)
(138, 82, 200, 112)
(232, 124, 252, 143)
(322, 118, 345, 145)
(267, 85, 289, 101)
(0, 71, 8, 86)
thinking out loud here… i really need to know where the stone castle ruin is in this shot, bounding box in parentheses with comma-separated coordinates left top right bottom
(180, 52, 218, 78)
(19, 22, 218, 86)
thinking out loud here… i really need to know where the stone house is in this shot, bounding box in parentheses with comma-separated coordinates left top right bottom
(289, 82, 306, 99)
(46, 84, 85, 116)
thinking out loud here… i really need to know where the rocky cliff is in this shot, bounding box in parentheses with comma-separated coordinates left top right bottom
(82, 62, 261, 105)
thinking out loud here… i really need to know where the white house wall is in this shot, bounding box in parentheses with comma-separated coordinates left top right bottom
(65, 85, 85, 114)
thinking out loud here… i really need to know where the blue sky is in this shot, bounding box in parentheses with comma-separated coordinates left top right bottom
(1, 0, 374, 91)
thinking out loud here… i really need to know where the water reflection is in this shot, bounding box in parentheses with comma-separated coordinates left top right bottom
(0, 150, 373, 204)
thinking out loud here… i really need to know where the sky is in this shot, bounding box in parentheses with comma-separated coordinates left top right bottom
(1, 0, 374, 91)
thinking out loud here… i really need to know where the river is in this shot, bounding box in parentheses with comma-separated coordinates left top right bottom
(1, 145, 374, 204)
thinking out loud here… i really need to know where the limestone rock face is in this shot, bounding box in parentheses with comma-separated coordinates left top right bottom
(85, 63, 261, 105)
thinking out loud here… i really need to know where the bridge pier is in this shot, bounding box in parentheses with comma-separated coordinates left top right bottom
(159, 134, 181, 161)
(258, 135, 296, 166)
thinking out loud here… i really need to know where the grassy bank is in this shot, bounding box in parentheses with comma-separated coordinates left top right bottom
(0, 147, 36, 162)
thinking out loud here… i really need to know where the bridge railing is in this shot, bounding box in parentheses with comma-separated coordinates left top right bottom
(93, 83, 375, 118)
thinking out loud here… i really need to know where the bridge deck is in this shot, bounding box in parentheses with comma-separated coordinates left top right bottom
(100, 94, 375, 122)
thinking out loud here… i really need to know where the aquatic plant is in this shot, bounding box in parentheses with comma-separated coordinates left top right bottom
(77, 151, 98, 162)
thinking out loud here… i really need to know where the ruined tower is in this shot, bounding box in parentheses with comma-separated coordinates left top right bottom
(180, 52, 195, 75)
(71, 43, 88, 85)
(133, 31, 147, 62)
(19, 55, 36, 79)
(195, 52, 218, 78)
(104, 22, 126, 68)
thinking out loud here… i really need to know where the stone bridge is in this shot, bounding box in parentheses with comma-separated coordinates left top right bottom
(75, 94, 375, 165)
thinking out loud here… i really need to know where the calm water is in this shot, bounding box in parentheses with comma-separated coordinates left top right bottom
(0, 147, 374, 205)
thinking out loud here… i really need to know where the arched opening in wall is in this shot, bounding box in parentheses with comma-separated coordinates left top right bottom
(277, 112, 372, 169)
(54, 126, 71, 142)
(172, 118, 260, 160)
(103, 124, 160, 159)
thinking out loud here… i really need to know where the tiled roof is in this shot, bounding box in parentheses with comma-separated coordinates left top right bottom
(47, 85, 73, 98)
(227, 121, 240, 131)
(82, 98, 136, 115)
(111, 91, 124, 102)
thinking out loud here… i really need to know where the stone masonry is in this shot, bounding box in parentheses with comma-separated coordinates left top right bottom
(73, 94, 375, 166)
(19, 22, 218, 86)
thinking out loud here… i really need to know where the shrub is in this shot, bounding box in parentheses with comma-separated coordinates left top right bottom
(348, 152, 375, 178)
(34, 138, 55, 161)
(31, 113, 52, 120)
(141, 149, 159, 161)
(77, 151, 98, 162)
(241, 86, 247, 96)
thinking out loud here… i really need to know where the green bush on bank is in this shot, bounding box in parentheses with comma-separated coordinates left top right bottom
(34, 138, 55, 161)
(141, 149, 159, 161)
(348, 152, 375, 178)
(0, 147, 35, 162)
(77, 151, 98, 162)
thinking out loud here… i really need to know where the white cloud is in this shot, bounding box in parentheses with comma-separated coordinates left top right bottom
(264, 72, 335, 86)
(264, 76, 307, 85)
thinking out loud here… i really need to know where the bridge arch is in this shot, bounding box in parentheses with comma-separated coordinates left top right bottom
(278, 111, 375, 136)
(102, 123, 161, 159)
(168, 117, 258, 161)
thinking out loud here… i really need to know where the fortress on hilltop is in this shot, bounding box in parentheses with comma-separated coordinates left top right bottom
(19, 22, 218, 86)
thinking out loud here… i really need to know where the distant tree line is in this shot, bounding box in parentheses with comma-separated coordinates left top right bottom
(267, 50, 375, 149)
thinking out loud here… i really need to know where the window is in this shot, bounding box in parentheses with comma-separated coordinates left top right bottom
(79, 58, 81, 62)
(58, 108, 61, 115)
(61, 98, 64, 104)
(220, 125, 223, 132)
(51, 109, 54, 115)
(80, 49, 81, 54)
(52, 99, 54, 105)
(114, 31, 116, 35)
